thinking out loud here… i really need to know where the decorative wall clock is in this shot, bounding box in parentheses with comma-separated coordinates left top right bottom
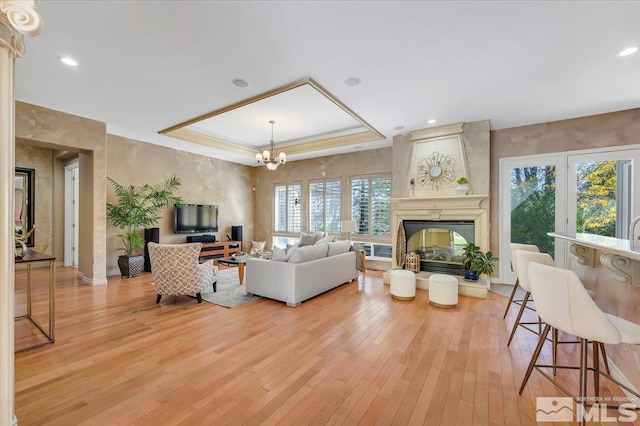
(416, 152, 457, 190)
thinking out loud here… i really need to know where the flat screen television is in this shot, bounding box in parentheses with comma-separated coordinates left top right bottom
(174, 204, 219, 234)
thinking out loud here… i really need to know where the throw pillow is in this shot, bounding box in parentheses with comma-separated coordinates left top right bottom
(288, 243, 328, 263)
(298, 232, 316, 247)
(327, 240, 352, 256)
(315, 235, 336, 245)
(314, 231, 327, 241)
(249, 240, 266, 255)
(271, 246, 290, 262)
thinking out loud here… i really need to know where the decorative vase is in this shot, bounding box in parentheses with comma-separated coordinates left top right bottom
(118, 254, 145, 278)
(455, 184, 469, 195)
(463, 269, 479, 281)
(14, 243, 27, 259)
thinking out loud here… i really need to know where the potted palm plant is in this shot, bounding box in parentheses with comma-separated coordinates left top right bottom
(107, 175, 182, 278)
(471, 250, 499, 279)
(462, 242, 482, 281)
(462, 242, 498, 281)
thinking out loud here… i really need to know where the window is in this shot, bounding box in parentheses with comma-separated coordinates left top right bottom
(274, 183, 301, 233)
(309, 179, 341, 233)
(351, 175, 391, 236)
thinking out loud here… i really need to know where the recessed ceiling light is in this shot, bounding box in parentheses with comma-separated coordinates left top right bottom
(344, 77, 361, 87)
(618, 46, 638, 57)
(232, 78, 250, 88)
(394, 125, 405, 131)
(58, 56, 78, 67)
(427, 119, 437, 124)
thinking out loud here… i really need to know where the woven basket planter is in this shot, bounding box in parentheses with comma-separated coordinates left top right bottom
(118, 254, 144, 278)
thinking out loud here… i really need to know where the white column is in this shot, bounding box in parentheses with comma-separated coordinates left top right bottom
(0, 2, 42, 424)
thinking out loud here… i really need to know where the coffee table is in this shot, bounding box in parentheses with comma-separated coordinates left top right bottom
(216, 256, 247, 284)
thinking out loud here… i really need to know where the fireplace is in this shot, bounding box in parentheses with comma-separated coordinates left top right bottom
(390, 195, 489, 273)
(404, 220, 474, 275)
(386, 120, 491, 297)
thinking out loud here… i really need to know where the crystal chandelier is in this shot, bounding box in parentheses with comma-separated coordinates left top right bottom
(255, 120, 286, 171)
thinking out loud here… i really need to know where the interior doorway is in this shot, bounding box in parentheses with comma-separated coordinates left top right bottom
(64, 161, 79, 267)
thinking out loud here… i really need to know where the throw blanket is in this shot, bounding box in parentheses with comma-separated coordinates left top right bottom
(349, 245, 365, 272)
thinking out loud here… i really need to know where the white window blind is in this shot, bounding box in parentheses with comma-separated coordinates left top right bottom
(351, 176, 391, 236)
(274, 184, 301, 233)
(309, 179, 341, 233)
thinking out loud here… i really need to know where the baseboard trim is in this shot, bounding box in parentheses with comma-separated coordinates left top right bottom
(106, 268, 121, 277)
(77, 271, 107, 285)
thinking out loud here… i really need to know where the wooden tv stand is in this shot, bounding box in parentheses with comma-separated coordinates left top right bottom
(198, 241, 242, 261)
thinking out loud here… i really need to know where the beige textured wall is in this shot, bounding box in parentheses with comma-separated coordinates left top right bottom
(489, 108, 640, 258)
(15, 101, 107, 284)
(106, 135, 254, 275)
(253, 148, 392, 246)
(15, 143, 53, 255)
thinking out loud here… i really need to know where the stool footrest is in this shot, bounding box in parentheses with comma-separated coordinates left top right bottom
(533, 365, 640, 410)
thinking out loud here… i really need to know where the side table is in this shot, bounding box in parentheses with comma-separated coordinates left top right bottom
(15, 250, 55, 352)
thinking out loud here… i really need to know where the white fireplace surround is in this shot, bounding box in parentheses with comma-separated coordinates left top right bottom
(388, 121, 491, 298)
(391, 195, 490, 270)
(386, 194, 490, 299)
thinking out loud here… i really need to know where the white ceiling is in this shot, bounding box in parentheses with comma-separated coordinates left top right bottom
(14, 1, 640, 166)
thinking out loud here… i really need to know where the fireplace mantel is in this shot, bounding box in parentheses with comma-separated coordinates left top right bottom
(391, 193, 490, 269)
(391, 194, 489, 210)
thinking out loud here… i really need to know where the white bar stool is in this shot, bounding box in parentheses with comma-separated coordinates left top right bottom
(503, 243, 539, 319)
(428, 274, 458, 308)
(509, 250, 609, 376)
(520, 262, 640, 426)
(507, 250, 554, 346)
(390, 269, 416, 300)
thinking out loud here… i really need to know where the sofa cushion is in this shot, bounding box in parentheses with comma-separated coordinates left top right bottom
(315, 235, 336, 245)
(249, 240, 266, 255)
(288, 243, 328, 263)
(298, 232, 317, 247)
(271, 246, 290, 262)
(313, 231, 326, 240)
(327, 241, 352, 256)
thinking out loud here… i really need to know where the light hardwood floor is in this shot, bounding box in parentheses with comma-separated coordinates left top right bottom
(14, 267, 629, 425)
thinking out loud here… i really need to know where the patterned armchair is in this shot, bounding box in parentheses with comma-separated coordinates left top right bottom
(147, 242, 217, 303)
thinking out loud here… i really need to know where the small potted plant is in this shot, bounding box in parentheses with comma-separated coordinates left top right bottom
(107, 175, 183, 278)
(456, 177, 469, 195)
(462, 242, 481, 281)
(470, 250, 499, 279)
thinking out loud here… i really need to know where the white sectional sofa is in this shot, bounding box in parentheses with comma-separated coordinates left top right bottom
(245, 241, 358, 307)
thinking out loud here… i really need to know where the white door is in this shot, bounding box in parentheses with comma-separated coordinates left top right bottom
(64, 162, 79, 267)
(499, 155, 566, 284)
(567, 149, 638, 239)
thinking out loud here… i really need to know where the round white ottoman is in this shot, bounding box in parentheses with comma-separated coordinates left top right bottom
(429, 274, 458, 308)
(390, 269, 416, 300)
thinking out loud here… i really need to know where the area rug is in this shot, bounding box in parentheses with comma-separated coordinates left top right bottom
(196, 268, 261, 308)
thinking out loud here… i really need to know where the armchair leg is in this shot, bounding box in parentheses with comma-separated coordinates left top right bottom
(213, 280, 217, 293)
(196, 293, 202, 303)
(156, 294, 162, 304)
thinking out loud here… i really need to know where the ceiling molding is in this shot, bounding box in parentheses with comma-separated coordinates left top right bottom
(411, 122, 464, 141)
(158, 77, 385, 160)
(279, 130, 381, 155)
(167, 128, 258, 157)
(170, 127, 381, 159)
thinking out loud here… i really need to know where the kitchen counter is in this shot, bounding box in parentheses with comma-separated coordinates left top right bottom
(549, 232, 640, 262)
